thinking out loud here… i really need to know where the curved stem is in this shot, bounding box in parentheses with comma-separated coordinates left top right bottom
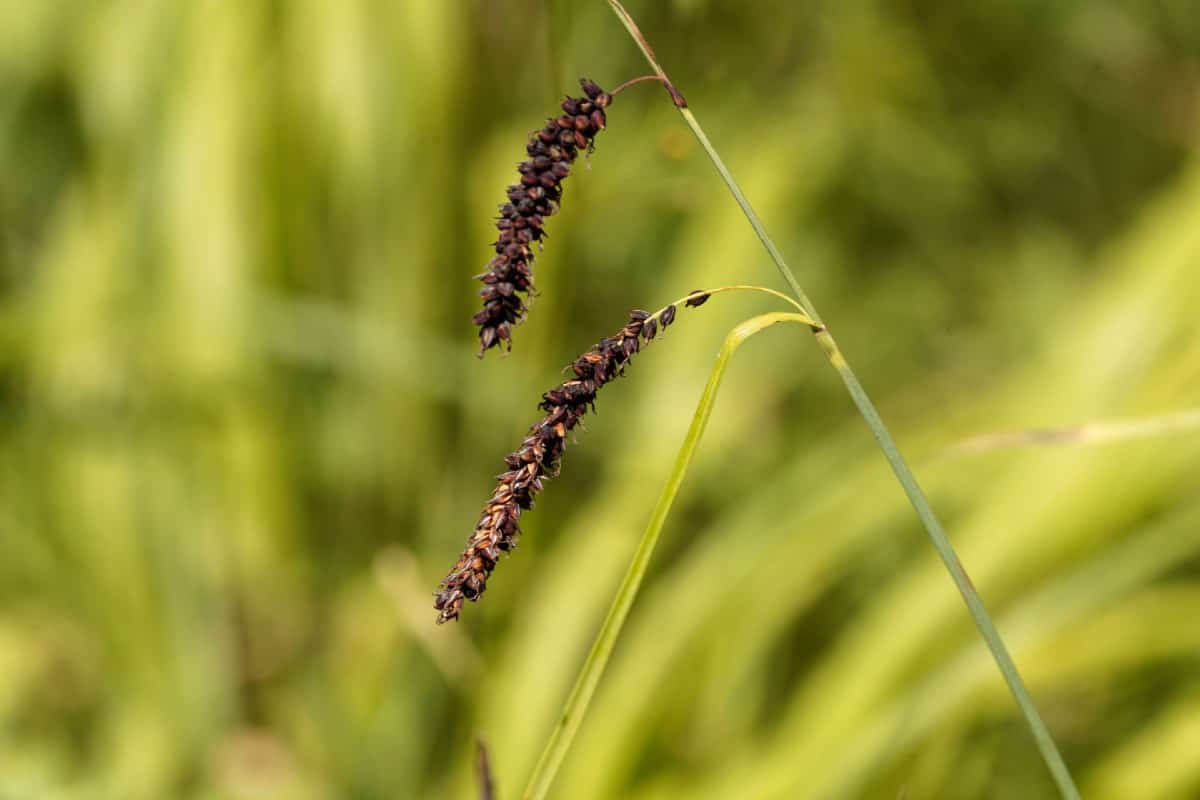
(522, 312, 811, 800)
(684, 284, 811, 316)
(610, 74, 672, 97)
(601, 2, 1080, 798)
(651, 284, 815, 322)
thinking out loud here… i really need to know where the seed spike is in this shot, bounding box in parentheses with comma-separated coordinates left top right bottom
(474, 78, 614, 355)
(437, 304, 691, 622)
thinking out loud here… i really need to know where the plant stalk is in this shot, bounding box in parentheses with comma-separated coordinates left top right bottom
(602, 2, 1080, 798)
(523, 312, 815, 800)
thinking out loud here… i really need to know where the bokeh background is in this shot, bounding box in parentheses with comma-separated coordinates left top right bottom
(2, 1, 1199, 798)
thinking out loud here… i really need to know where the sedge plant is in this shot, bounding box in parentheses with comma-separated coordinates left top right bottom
(437, 3, 1082, 798)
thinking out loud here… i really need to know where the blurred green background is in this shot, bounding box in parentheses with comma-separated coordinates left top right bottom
(2, 1, 1199, 798)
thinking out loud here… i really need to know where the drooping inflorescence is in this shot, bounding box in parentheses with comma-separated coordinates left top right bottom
(473, 79, 613, 355)
(435, 297, 697, 623)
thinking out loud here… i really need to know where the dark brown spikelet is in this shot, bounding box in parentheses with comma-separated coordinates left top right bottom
(436, 299, 699, 623)
(685, 289, 711, 307)
(473, 78, 613, 355)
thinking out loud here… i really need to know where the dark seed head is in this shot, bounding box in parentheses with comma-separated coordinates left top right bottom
(440, 295, 706, 622)
(661, 304, 677, 327)
(475, 80, 613, 355)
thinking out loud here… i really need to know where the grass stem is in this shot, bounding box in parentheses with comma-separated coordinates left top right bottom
(600, 2, 1080, 797)
(522, 312, 815, 800)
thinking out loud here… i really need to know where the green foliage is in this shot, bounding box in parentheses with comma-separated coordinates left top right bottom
(0, 1, 1197, 798)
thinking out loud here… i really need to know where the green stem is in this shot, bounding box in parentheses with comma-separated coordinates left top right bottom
(522, 312, 815, 800)
(604, 0, 820, 322)
(816, 331, 1077, 795)
(602, 2, 1080, 798)
(650, 284, 810, 322)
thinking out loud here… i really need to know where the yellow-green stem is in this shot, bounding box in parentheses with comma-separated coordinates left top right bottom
(522, 311, 814, 800)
